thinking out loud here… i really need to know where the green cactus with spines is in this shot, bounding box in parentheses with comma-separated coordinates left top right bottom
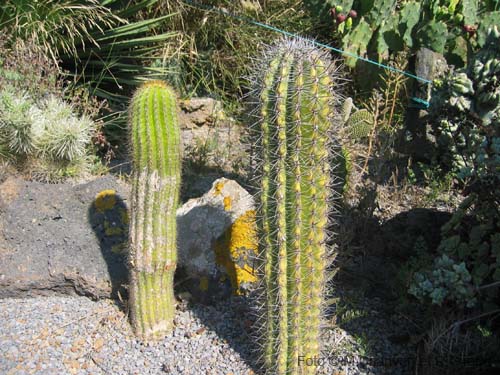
(128, 80, 181, 341)
(250, 38, 341, 375)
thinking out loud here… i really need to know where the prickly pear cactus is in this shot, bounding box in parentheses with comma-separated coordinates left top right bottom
(345, 108, 374, 139)
(128, 80, 181, 341)
(304, 0, 500, 68)
(431, 26, 500, 182)
(249, 38, 341, 375)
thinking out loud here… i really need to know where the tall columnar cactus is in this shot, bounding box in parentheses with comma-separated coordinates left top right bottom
(128, 80, 181, 340)
(250, 38, 341, 375)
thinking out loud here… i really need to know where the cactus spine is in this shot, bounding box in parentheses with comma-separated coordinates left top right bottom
(251, 39, 340, 375)
(128, 80, 181, 340)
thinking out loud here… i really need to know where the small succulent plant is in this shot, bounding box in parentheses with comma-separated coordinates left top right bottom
(431, 26, 499, 182)
(0, 87, 36, 156)
(0, 86, 96, 180)
(31, 96, 94, 162)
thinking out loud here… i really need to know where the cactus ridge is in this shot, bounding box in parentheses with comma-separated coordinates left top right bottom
(128, 80, 181, 341)
(248, 38, 342, 375)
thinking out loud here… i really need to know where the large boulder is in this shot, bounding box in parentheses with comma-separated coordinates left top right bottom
(176, 178, 257, 301)
(0, 175, 258, 302)
(0, 175, 129, 299)
(0, 176, 131, 298)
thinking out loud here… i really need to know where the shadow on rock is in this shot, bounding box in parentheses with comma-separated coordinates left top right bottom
(87, 189, 129, 304)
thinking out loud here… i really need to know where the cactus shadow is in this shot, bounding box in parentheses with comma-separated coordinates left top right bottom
(185, 294, 260, 373)
(324, 205, 455, 367)
(87, 191, 129, 309)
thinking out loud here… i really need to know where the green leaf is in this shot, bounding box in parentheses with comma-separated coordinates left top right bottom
(462, 0, 478, 25)
(398, 1, 421, 47)
(457, 243, 471, 258)
(473, 263, 489, 281)
(368, 0, 397, 28)
(477, 11, 500, 47)
(416, 20, 448, 53)
(342, 18, 373, 67)
(445, 36, 468, 67)
(469, 225, 486, 247)
(440, 235, 462, 253)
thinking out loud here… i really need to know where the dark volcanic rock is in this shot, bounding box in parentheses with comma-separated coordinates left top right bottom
(0, 176, 130, 299)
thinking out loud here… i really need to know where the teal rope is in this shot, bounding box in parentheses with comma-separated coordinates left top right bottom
(181, 0, 432, 106)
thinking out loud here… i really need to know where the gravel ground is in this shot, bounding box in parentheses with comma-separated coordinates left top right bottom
(0, 294, 418, 375)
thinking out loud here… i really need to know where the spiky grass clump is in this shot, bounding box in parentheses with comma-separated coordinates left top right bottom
(32, 96, 94, 161)
(248, 37, 343, 375)
(128, 80, 181, 341)
(0, 87, 35, 156)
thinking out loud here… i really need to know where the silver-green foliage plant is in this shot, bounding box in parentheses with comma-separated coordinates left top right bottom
(408, 193, 500, 309)
(0, 86, 95, 178)
(409, 27, 500, 310)
(31, 96, 94, 162)
(409, 254, 477, 307)
(0, 87, 35, 156)
(250, 38, 342, 375)
(431, 26, 499, 182)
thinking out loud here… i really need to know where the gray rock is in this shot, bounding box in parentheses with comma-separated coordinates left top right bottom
(179, 98, 220, 129)
(0, 175, 129, 299)
(399, 48, 448, 162)
(415, 48, 447, 81)
(176, 178, 255, 301)
(0, 175, 255, 301)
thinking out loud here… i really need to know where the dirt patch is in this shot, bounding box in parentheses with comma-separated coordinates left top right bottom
(0, 176, 22, 207)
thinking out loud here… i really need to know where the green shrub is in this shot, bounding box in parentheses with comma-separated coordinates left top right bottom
(304, 0, 500, 68)
(430, 26, 499, 183)
(406, 27, 499, 312)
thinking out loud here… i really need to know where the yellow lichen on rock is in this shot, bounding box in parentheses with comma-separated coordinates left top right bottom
(104, 220, 123, 236)
(215, 210, 258, 295)
(94, 190, 117, 213)
(223, 196, 232, 211)
(213, 181, 224, 196)
(199, 276, 209, 292)
(119, 207, 129, 225)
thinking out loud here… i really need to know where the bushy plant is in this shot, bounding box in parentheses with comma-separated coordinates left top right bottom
(31, 96, 94, 162)
(409, 254, 477, 307)
(0, 0, 178, 108)
(0, 87, 96, 180)
(406, 27, 499, 312)
(304, 0, 500, 67)
(430, 26, 499, 183)
(0, 88, 35, 156)
(140, 0, 314, 100)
